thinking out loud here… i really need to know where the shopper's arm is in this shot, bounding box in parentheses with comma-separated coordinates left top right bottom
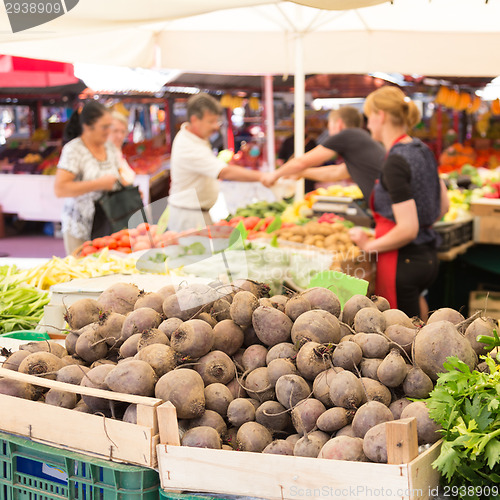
(350, 199, 419, 254)
(301, 163, 350, 183)
(262, 145, 336, 187)
(54, 169, 118, 198)
(438, 179, 450, 220)
(218, 165, 264, 182)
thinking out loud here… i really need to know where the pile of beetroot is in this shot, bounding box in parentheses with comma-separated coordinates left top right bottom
(1, 279, 495, 463)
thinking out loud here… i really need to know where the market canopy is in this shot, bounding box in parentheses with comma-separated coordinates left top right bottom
(0, 0, 499, 77)
(0, 55, 79, 88)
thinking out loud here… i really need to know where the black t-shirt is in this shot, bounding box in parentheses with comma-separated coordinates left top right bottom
(278, 135, 318, 193)
(321, 128, 385, 200)
(380, 154, 413, 203)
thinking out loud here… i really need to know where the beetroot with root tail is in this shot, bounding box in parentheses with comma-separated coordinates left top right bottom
(236, 421, 272, 452)
(319, 436, 367, 461)
(65, 298, 103, 329)
(266, 343, 296, 365)
(105, 359, 157, 397)
(353, 307, 386, 334)
(97, 282, 141, 315)
(291, 398, 326, 435)
(134, 292, 164, 314)
(135, 344, 177, 378)
(293, 431, 330, 458)
(371, 295, 390, 312)
(121, 308, 162, 341)
(231, 279, 270, 299)
(241, 344, 268, 372)
(204, 383, 234, 416)
(230, 291, 259, 328)
(227, 398, 256, 427)
(427, 307, 465, 325)
(301, 287, 341, 317)
(255, 400, 291, 432)
(244, 367, 275, 403)
(342, 295, 376, 327)
(291, 309, 340, 345)
(195, 350, 236, 385)
(80, 364, 115, 414)
(155, 368, 205, 419)
(252, 306, 293, 347)
(170, 319, 214, 359)
(158, 317, 183, 339)
(296, 342, 330, 381)
(212, 320, 244, 356)
(284, 295, 311, 322)
(18, 352, 63, 380)
(263, 440, 294, 455)
(275, 374, 311, 409)
(181, 426, 222, 449)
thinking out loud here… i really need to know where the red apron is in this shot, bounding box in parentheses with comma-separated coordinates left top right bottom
(370, 188, 398, 308)
(369, 134, 410, 309)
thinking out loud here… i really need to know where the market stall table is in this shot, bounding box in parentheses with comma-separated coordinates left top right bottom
(0, 173, 151, 222)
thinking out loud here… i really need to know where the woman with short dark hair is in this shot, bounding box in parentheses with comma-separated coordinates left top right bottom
(54, 101, 127, 254)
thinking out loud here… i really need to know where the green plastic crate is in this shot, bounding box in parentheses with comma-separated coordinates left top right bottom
(0, 431, 159, 499)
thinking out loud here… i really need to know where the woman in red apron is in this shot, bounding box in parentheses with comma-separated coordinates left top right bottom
(349, 87, 450, 319)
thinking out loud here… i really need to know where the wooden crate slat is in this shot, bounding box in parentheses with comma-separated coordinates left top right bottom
(157, 445, 420, 500)
(0, 393, 155, 466)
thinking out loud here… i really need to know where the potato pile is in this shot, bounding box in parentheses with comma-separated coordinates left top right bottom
(275, 221, 361, 260)
(1, 280, 496, 464)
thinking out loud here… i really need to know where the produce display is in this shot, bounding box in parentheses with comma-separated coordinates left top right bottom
(274, 220, 359, 255)
(0, 266, 49, 333)
(15, 248, 138, 291)
(441, 165, 500, 222)
(2, 279, 491, 467)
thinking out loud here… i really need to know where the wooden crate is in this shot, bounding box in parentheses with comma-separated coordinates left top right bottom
(156, 403, 441, 500)
(0, 367, 162, 468)
(469, 290, 500, 320)
(470, 199, 500, 244)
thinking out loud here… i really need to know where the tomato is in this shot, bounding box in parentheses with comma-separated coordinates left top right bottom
(243, 216, 261, 230)
(81, 245, 99, 256)
(115, 246, 132, 253)
(133, 240, 152, 251)
(92, 237, 107, 249)
(119, 235, 131, 247)
(82, 240, 93, 247)
(136, 222, 150, 235)
(128, 228, 139, 238)
(260, 216, 275, 230)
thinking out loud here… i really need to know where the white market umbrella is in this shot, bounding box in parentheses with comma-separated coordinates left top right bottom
(2, 0, 500, 191)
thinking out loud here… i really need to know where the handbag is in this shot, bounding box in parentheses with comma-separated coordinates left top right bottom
(91, 183, 145, 239)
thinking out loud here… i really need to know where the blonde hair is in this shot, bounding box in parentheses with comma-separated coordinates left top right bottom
(328, 106, 362, 128)
(364, 87, 420, 129)
(111, 111, 128, 127)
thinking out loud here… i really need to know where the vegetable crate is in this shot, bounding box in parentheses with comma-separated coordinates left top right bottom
(0, 367, 162, 468)
(0, 430, 160, 499)
(469, 289, 500, 320)
(470, 199, 500, 244)
(434, 218, 473, 252)
(156, 404, 441, 500)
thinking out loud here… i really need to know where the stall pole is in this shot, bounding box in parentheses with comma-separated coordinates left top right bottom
(226, 108, 235, 152)
(263, 74, 275, 172)
(436, 105, 443, 157)
(163, 98, 171, 150)
(294, 33, 305, 201)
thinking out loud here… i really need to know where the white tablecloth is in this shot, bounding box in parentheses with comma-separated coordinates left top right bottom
(0, 174, 150, 222)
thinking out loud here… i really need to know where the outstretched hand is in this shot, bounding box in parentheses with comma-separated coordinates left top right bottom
(261, 171, 278, 188)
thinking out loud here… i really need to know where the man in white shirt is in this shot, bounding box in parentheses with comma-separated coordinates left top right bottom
(168, 93, 265, 232)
